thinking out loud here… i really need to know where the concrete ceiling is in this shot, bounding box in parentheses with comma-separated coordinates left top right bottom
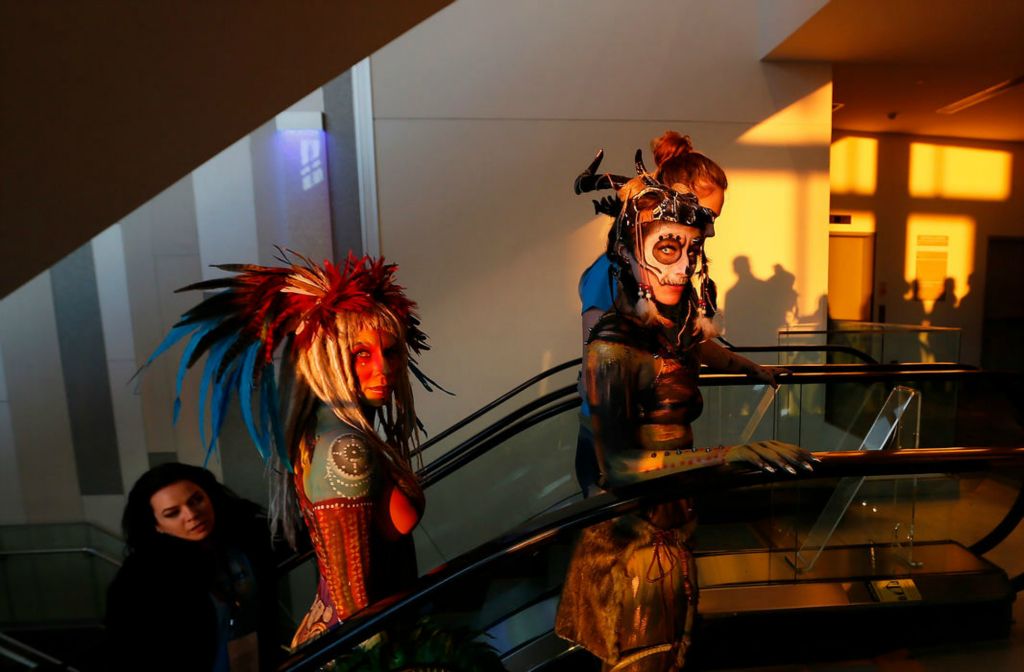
(0, 1, 454, 299)
(767, 0, 1024, 142)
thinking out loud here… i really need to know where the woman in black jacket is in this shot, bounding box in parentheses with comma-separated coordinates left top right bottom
(105, 463, 281, 671)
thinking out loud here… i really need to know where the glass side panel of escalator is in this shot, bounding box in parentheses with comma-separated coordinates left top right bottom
(779, 323, 962, 365)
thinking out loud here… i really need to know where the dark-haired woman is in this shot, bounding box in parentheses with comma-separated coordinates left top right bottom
(105, 462, 280, 671)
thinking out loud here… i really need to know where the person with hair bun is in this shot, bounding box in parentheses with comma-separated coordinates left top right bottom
(579, 131, 728, 343)
(573, 133, 780, 496)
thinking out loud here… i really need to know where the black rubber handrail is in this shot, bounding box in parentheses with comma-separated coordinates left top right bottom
(970, 485, 1024, 556)
(412, 342, 880, 457)
(418, 384, 577, 481)
(421, 397, 581, 488)
(731, 344, 879, 364)
(0, 547, 122, 567)
(413, 359, 582, 456)
(278, 446, 1024, 671)
(699, 365, 983, 385)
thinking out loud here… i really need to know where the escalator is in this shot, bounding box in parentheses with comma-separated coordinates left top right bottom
(275, 353, 1024, 670)
(281, 446, 1024, 671)
(3, 349, 1021, 670)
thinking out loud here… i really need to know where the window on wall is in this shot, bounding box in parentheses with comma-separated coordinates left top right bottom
(300, 136, 324, 191)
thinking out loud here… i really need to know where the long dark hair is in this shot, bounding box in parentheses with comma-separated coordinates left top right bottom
(122, 462, 263, 556)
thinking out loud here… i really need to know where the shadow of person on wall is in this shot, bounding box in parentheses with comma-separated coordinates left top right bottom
(722, 256, 801, 346)
(927, 277, 959, 328)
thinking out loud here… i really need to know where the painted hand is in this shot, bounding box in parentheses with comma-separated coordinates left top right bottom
(750, 365, 790, 389)
(724, 440, 815, 475)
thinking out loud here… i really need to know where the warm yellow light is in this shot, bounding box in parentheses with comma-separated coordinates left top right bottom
(909, 143, 1012, 201)
(830, 137, 878, 195)
(716, 168, 830, 330)
(737, 83, 833, 146)
(903, 214, 975, 312)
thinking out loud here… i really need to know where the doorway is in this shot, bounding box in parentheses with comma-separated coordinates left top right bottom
(982, 236, 1024, 372)
(828, 232, 875, 321)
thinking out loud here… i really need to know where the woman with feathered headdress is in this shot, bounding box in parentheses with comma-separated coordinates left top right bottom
(148, 252, 433, 648)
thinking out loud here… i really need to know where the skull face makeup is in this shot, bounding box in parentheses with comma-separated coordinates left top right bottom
(606, 150, 721, 337)
(633, 223, 703, 306)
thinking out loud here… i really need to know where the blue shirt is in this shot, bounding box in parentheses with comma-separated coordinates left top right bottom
(578, 255, 618, 416)
(578, 255, 617, 314)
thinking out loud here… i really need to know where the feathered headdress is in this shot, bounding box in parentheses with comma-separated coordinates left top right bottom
(144, 250, 436, 470)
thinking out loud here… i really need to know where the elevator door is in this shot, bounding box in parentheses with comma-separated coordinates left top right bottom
(828, 232, 875, 321)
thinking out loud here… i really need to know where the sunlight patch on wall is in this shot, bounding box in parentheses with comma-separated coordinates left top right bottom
(830, 136, 878, 196)
(716, 169, 829, 332)
(909, 143, 1012, 201)
(904, 214, 975, 312)
(737, 83, 832, 146)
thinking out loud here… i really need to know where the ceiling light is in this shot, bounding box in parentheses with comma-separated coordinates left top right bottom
(937, 75, 1024, 114)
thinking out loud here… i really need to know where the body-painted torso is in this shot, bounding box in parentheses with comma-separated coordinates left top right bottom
(584, 311, 705, 488)
(291, 408, 422, 648)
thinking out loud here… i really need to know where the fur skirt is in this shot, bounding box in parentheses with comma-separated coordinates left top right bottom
(555, 505, 697, 670)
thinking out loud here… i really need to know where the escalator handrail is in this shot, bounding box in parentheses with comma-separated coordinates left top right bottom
(970, 485, 1024, 556)
(278, 446, 1024, 671)
(418, 383, 577, 481)
(419, 362, 976, 471)
(422, 363, 991, 488)
(730, 344, 879, 364)
(275, 363, 1003, 574)
(699, 364, 983, 385)
(420, 397, 581, 488)
(413, 359, 582, 456)
(411, 341, 881, 458)
(417, 366, 1007, 488)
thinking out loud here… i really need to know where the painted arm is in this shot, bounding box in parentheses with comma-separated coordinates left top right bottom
(587, 341, 811, 488)
(698, 340, 787, 388)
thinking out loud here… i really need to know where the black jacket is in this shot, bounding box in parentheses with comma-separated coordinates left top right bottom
(104, 510, 279, 671)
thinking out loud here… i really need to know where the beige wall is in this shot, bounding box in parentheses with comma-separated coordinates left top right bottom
(371, 0, 834, 431)
(830, 131, 1024, 365)
(0, 1, 835, 526)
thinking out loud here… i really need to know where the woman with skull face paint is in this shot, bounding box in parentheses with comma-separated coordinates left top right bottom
(574, 134, 785, 497)
(556, 159, 812, 671)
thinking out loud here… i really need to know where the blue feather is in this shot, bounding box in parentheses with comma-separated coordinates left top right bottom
(239, 343, 268, 461)
(172, 323, 215, 424)
(264, 364, 292, 471)
(196, 335, 239, 452)
(258, 373, 273, 459)
(144, 322, 194, 366)
(206, 366, 241, 465)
